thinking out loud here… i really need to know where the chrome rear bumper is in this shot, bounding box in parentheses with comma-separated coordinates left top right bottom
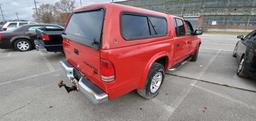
(60, 60, 108, 104)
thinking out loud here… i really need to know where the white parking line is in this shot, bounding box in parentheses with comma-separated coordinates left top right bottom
(153, 80, 197, 121)
(154, 50, 222, 121)
(197, 49, 222, 79)
(0, 70, 59, 86)
(202, 42, 235, 46)
(6, 52, 12, 57)
(201, 48, 233, 52)
(152, 98, 175, 121)
(0, 102, 32, 118)
(40, 52, 55, 72)
(152, 98, 175, 113)
(170, 80, 197, 108)
(0, 52, 12, 59)
(192, 84, 256, 111)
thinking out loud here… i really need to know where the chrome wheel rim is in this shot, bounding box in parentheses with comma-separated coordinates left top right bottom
(150, 72, 163, 93)
(17, 41, 30, 51)
(238, 58, 244, 73)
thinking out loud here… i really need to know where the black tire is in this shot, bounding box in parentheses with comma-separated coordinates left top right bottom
(191, 47, 199, 62)
(137, 63, 165, 99)
(233, 43, 238, 57)
(61, 51, 65, 56)
(237, 56, 248, 77)
(14, 39, 32, 52)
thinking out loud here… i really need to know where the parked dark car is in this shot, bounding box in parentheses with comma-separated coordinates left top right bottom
(0, 24, 63, 51)
(34, 26, 64, 52)
(233, 30, 256, 78)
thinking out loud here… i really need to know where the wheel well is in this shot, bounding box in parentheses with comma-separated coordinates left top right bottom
(155, 56, 168, 70)
(12, 38, 30, 47)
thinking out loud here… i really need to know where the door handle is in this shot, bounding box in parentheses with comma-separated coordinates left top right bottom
(176, 43, 180, 47)
(74, 48, 79, 55)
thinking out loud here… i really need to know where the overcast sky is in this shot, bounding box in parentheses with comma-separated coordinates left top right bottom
(0, 0, 126, 21)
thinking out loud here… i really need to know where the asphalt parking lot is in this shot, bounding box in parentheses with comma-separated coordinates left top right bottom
(0, 34, 256, 121)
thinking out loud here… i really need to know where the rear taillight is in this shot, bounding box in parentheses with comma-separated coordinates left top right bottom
(0, 34, 2, 40)
(2, 28, 6, 31)
(42, 34, 49, 41)
(100, 59, 115, 82)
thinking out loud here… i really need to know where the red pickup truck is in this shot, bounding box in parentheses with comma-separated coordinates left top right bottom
(59, 3, 202, 104)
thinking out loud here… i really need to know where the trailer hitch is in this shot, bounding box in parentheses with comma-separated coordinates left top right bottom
(58, 80, 78, 93)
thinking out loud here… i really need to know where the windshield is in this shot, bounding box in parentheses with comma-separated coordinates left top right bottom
(244, 30, 256, 40)
(64, 9, 104, 49)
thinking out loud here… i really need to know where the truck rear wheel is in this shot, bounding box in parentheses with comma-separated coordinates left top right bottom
(137, 63, 165, 99)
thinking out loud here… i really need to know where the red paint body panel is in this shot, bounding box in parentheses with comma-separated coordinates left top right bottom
(62, 3, 201, 100)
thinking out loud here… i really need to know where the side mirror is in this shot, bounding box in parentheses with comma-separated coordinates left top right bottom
(237, 35, 244, 40)
(193, 29, 203, 35)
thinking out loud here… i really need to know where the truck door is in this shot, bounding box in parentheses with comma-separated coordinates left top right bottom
(185, 21, 197, 55)
(173, 18, 188, 63)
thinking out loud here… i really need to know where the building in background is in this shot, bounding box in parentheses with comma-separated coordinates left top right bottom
(115, 0, 256, 32)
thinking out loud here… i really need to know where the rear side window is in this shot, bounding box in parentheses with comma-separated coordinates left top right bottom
(19, 23, 27, 26)
(8, 23, 17, 28)
(148, 17, 167, 36)
(250, 31, 256, 45)
(175, 18, 185, 37)
(253, 36, 256, 41)
(247, 31, 256, 42)
(45, 26, 63, 31)
(244, 30, 256, 40)
(46, 26, 61, 29)
(121, 14, 167, 40)
(28, 26, 44, 33)
(65, 9, 104, 49)
(121, 15, 150, 40)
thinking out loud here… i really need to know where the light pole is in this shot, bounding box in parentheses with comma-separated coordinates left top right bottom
(16, 12, 19, 20)
(33, 0, 38, 16)
(80, 0, 82, 7)
(0, 4, 5, 22)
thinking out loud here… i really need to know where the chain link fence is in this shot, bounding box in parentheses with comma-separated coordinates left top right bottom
(116, 0, 256, 31)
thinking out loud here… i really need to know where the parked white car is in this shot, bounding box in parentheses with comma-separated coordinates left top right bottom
(2, 21, 30, 31)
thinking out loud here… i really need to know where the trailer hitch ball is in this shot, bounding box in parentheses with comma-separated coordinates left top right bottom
(58, 80, 78, 93)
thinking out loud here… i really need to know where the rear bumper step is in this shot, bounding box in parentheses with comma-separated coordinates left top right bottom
(34, 40, 47, 53)
(60, 60, 108, 104)
(34, 39, 63, 53)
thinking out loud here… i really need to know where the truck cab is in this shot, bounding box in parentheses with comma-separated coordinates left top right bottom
(60, 3, 202, 104)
